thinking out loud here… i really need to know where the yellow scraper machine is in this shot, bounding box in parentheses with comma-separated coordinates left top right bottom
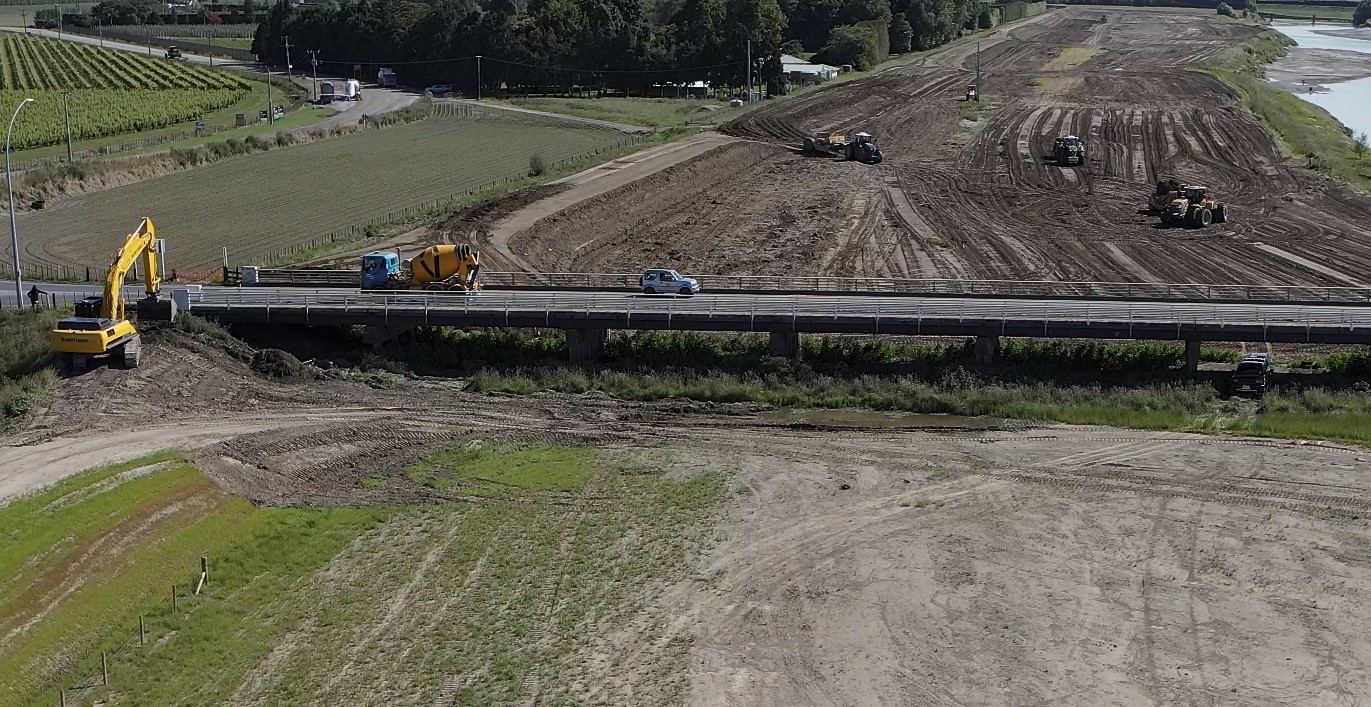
(50, 217, 177, 372)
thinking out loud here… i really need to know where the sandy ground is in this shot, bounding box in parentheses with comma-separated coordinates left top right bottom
(673, 425, 1371, 706)
(1267, 48, 1371, 92)
(428, 8, 1371, 287)
(5, 336, 1371, 703)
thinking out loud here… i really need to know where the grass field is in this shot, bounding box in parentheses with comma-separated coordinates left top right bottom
(1262, 4, 1355, 20)
(0, 3, 93, 26)
(0, 34, 251, 148)
(1, 445, 723, 706)
(16, 110, 634, 272)
(0, 452, 390, 707)
(508, 96, 751, 128)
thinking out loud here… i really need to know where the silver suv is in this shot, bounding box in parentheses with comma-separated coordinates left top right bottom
(640, 269, 700, 295)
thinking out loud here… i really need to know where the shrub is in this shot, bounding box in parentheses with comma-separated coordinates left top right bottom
(529, 152, 548, 176)
(1217, 2, 1236, 17)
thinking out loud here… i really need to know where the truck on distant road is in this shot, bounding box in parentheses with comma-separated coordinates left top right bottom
(377, 67, 397, 88)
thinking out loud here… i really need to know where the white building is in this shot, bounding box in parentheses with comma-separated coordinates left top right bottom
(780, 54, 841, 82)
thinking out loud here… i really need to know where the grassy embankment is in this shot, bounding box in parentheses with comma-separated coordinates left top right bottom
(0, 452, 388, 707)
(1202, 28, 1371, 191)
(0, 307, 60, 431)
(2, 444, 722, 706)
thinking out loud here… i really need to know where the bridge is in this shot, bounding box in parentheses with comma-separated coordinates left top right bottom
(186, 287, 1371, 369)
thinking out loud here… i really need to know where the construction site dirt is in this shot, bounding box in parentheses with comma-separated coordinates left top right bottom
(8, 337, 1371, 704)
(430, 9, 1371, 288)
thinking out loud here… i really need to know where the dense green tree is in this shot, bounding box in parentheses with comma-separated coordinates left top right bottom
(813, 22, 879, 68)
(888, 11, 911, 52)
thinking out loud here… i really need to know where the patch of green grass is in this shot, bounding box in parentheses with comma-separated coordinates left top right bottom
(197, 448, 724, 705)
(406, 444, 599, 495)
(507, 96, 748, 129)
(0, 452, 389, 707)
(1261, 5, 1354, 20)
(1042, 46, 1105, 71)
(360, 475, 385, 489)
(0, 306, 62, 429)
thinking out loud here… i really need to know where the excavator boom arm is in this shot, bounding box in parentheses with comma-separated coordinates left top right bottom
(101, 218, 160, 320)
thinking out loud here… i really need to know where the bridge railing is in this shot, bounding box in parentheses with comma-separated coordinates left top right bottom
(190, 288, 1371, 328)
(240, 267, 1371, 304)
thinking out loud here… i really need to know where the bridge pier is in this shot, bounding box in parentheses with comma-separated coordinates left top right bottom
(1185, 339, 1202, 379)
(568, 328, 607, 365)
(769, 332, 801, 359)
(363, 324, 416, 350)
(973, 335, 1001, 367)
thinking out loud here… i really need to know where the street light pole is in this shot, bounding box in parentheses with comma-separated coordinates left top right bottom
(7, 98, 35, 307)
(60, 91, 72, 162)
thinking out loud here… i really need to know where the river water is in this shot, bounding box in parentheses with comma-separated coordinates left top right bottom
(1271, 23, 1371, 139)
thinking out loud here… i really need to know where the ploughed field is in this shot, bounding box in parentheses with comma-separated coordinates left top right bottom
(505, 9, 1371, 287)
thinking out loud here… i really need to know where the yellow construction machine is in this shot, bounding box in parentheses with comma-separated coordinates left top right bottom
(50, 218, 177, 372)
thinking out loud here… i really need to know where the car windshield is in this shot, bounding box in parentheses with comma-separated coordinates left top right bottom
(363, 259, 384, 271)
(1235, 362, 1265, 373)
(665, 271, 680, 280)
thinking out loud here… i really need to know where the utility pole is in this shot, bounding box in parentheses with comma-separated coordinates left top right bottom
(746, 38, 752, 103)
(266, 65, 273, 125)
(54, 3, 61, 40)
(975, 41, 981, 102)
(308, 49, 320, 102)
(283, 35, 293, 83)
(59, 90, 71, 162)
(476, 55, 482, 100)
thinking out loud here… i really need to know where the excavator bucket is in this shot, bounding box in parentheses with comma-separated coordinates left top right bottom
(136, 297, 178, 322)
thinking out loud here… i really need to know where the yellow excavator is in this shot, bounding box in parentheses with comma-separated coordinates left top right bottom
(50, 218, 177, 372)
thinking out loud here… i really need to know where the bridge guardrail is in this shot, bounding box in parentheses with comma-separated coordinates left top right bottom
(240, 268, 1371, 305)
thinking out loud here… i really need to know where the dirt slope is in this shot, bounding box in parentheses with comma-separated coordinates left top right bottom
(490, 9, 1371, 286)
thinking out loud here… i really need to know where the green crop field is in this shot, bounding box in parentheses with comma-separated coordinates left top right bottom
(16, 110, 636, 273)
(0, 34, 250, 148)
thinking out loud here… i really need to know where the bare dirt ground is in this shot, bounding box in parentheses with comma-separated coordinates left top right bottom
(5, 339, 1371, 704)
(460, 9, 1371, 287)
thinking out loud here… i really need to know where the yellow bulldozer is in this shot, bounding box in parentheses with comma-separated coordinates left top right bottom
(50, 217, 177, 372)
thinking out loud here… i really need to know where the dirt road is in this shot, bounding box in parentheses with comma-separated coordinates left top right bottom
(467, 9, 1371, 286)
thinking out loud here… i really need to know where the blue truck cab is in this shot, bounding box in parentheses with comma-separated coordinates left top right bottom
(361, 252, 401, 289)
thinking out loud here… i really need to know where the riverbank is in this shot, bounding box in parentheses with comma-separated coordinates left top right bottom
(1267, 23, 1371, 139)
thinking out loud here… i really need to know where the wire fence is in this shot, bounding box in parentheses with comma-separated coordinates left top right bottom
(37, 557, 212, 707)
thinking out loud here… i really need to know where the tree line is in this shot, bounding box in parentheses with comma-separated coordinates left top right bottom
(248, 0, 1041, 95)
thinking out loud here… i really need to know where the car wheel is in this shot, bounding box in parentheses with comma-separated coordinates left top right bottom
(644, 287, 656, 294)
(679, 287, 693, 296)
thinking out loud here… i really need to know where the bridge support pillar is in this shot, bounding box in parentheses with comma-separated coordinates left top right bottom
(363, 324, 416, 351)
(973, 336, 1001, 367)
(567, 328, 607, 365)
(1185, 340, 1202, 379)
(769, 332, 801, 359)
